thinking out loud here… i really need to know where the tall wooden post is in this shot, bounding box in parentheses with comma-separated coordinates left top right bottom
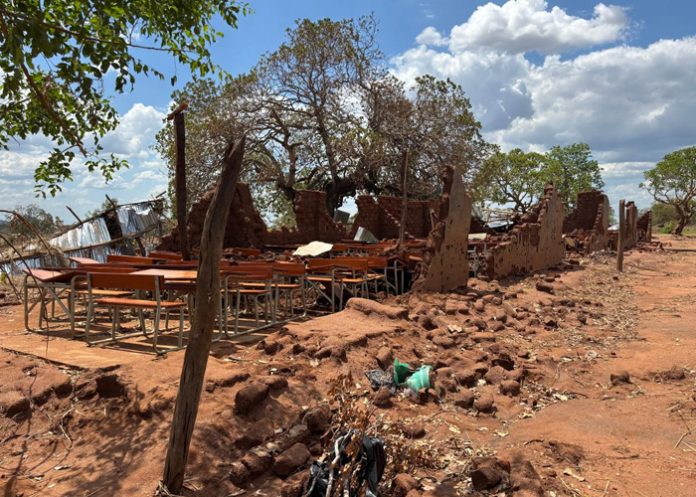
(398, 150, 409, 247)
(168, 103, 191, 260)
(162, 137, 245, 494)
(617, 199, 625, 272)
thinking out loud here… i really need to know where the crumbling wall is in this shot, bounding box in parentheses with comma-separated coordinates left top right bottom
(486, 187, 564, 278)
(158, 183, 269, 251)
(563, 190, 610, 253)
(637, 210, 652, 242)
(158, 186, 348, 251)
(292, 190, 345, 243)
(624, 201, 638, 249)
(418, 167, 472, 292)
(350, 195, 432, 239)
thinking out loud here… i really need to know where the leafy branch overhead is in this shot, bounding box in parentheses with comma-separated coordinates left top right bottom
(0, 0, 248, 196)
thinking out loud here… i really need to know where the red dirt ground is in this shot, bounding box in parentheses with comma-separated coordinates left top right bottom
(1, 235, 695, 497)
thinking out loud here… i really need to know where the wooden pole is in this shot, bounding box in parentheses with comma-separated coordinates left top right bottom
(65, 206, 82, 224)
(168, 103, 191, 261)
(617, 199, 625, 272)
(398, 150, 409, 247)
(162, 137, 245, 494)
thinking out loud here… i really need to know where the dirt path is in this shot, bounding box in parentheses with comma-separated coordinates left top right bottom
(502, 239, 696, 497)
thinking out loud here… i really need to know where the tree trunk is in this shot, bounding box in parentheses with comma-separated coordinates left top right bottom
(162, 137, 246, 494)
(674, 215, 688, 235)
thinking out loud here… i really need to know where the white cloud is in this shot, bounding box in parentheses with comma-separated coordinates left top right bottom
(449, 0, 628, 54)
(99, 103, 166, 159)
(416, 27, 448, 47)
(392, 2, 696, 208)
(0, 102, 168, 217)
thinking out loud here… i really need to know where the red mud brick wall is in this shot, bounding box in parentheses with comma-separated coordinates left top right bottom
(486, 187, 565, 278)
(563, 190, 610, 253)
(637, 210, 652, 242)
(419, 167, 472, 292)
(292, 190, 346, 243)
(350, 195, 432, 239)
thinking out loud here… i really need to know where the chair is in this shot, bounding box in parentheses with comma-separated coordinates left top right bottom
(305, 258, 340, 312)
(272, 262, 307, 321)
(221, 265, 274, 336)
(83, 273, 187, 355)
(69, 265, 137, 337)
(23, 269, 76, 331)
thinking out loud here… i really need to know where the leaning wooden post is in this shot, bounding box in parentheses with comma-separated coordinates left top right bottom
(617, 199, 625, 272)
(398, 150, 410, 248)
(168, 102, 191, 261)
(162, 137, 245, 494)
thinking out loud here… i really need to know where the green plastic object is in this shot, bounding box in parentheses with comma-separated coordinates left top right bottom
(406, 365, 432, 392)
(393, 359, 413, 385)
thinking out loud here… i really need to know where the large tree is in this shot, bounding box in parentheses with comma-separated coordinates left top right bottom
(542, 143, 604, 208)
(478, 148, 546, 214)
(156, 17, 490, 217)
(0, 0, 247, 196)
(641, 146, 696, 235)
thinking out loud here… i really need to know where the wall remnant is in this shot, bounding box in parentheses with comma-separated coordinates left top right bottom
(637, 210, 652, 242)
(623, 201, 638, 249)
(563, 190, 610, 253)
(350, 196, 432, 240)
(485, 186, 564, 278)
(417, 167, 472, 292)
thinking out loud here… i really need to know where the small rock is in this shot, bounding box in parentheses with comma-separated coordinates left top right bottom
(304, 405, 331, 434)
(484, 365, 507, 385)
(273, 443, 310, 477)
(241, 449, 273, 477)
(263, 340, 282, 355)
(474, 393, 496, 413)
(373, 387, 392, 408)
(535, 282, 554, 294)
(610, 371, 631, 386)
(454, 390, 475, 409)
(474, 300, 485, 313)
(392, 473, 419, 497)
(235, 383, 270, 415)
(228, 461, 251, 485)
(375, 347, 393, 369)
(666, 366, 686, 380)
(469, 456, 509, 490)
(500, 380, 521, 396)
(402, 423, 426, 439)
(433, 336, 455, 349)
(503, 302, 518, 319)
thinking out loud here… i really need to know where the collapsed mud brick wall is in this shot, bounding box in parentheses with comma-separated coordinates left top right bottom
(158, 185, 347, 251)
(624, 201, 638, 249)
(416, 167, 472, 292)
(637, 210, 652, 242)
(486, 187, 564, 278)
(350, 196, 432, 239)
(290, 190, 345, 243)
(158, 183, 269, 251)
(563, 190, 610, 253)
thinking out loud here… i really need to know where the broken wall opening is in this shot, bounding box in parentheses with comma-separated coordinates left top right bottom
(563, 189, 610, 253)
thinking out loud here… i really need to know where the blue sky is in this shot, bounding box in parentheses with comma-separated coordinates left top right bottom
(3, 0, 696, 222)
